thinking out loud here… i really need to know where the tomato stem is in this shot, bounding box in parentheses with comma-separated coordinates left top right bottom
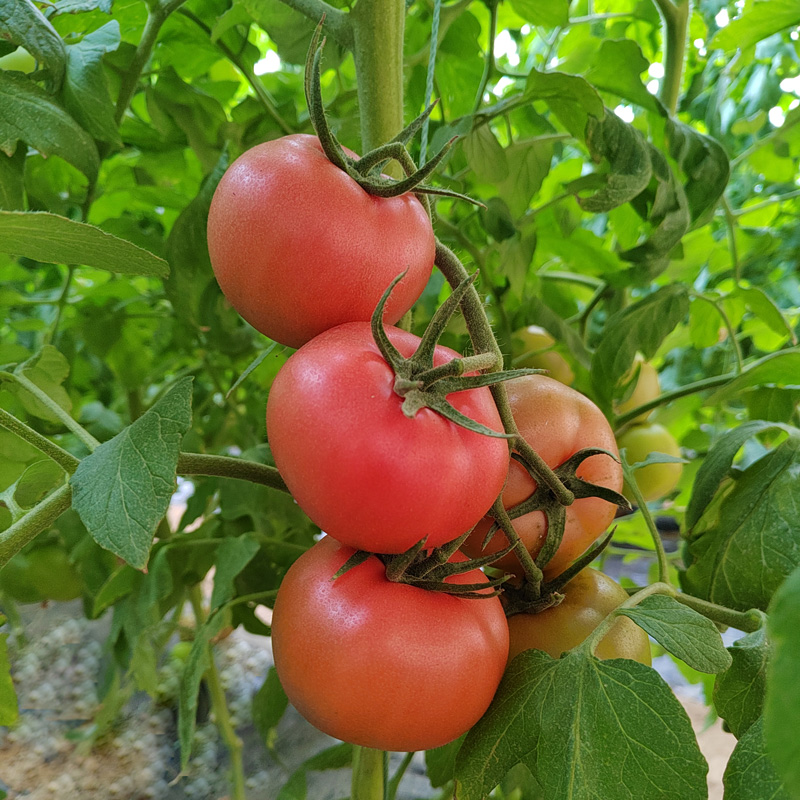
(177, 452, 289, 493)
(351, 746, 386, 800)
(0, 407, 80, 474)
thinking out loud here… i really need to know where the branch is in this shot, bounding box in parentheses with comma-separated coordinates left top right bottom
(274, 0, 353, 49)
(0, 408, 80, 474)
(177, 452, 289, 492)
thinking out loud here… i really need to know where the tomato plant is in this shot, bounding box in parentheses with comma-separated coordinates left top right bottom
(618, 423, 684, 503)
(270, 536, 509, 752)
(207, 134, 434, 348)
(463, 375, 622, 575)
(614, 355, 660, 423)
(266, 321, 509, 553)
(510, 325, 575, 385)
(506, 568, 651, 665)
(0, 544, 81, 603)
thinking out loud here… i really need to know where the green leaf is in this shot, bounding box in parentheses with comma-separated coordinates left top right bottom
(591, 285, 689, 408)
(714, 625, 770, 738)
(0, 0, 66, 91)
(63, 20, 122, 146)
(618, 594, 731, 673)
(455, 650, 707, 800)
(524, 68, 603, 139)
(70, 377, 193, 569)
(765, 564, 800, 795)
(724, 717, 789, 800)
(8, 345, 73, 423)
(580, 110, 652, 213)
(209, 534, 260, 610)
(0, 211, 168, 276)
(463, 124, 509, 183)
(682, 433, 800, 612)
(0, 71, 98, 179)
(0, 149, 25, 210)
(91, 564, 141, 617)
(586, 39, 659, 112)
(706, 351, 800, 405)
(508, 0, 568, 28)
(277, 743, 354, 800)
(497, 139, 553, 217)
(426, 736, 465, 788)
(685, 421, 792, 529)
(712, 0, 800, 54)
(252, 666, 288, 747)
(0, 631, 17, 726)
(12, 459, 66, 508)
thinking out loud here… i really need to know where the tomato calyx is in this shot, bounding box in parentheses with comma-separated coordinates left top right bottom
(332, 532, 514, 599)
(304, 26, 479, 206)
(371, 273, 543, 439)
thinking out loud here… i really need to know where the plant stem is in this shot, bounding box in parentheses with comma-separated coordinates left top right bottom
(0, 484, 72, 568)
(652, 0, 689, 115)
(730, 189, 800, 217)
(673, 593, 765, 632)
(350, 0, 406, 153)
(472, 0, 498, 113)
(189, 586, 247, 800)
(351, 746, 386, 800)
(115, 0, 190, 125)
(1, 371, 101, 452)
(177, 453, 289, 492)
(0, 408, 80, 474)
(731, 113, 800, 169)
(46, 265, 75, 346)
(386, 752, 414, 800)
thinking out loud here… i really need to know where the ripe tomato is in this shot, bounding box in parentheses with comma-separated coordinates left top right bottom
(511, 325, 574, 385)
(271, 536, 509, 751)
(615, 354, 660, 423)
(462, 375, 622, 576)
(207, 134, 434, 348)
(617, 423, 683, 503)
(266, 322, 509, 554)
(507, 568, 651, 664)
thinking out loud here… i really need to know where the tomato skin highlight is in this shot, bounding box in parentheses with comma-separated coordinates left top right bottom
(270, 536, 509, 751)
(463, 375, 623, 576)
(207, 134, 434, 348)
(266, 322, 510, 554)
(507, 568, 651, 665)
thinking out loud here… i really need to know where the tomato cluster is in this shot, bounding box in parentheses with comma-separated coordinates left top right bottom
(209, 133, 647, 754)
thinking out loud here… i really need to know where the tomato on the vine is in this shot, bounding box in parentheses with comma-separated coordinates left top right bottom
(270, 536, 509, 751)
(266, 322, 510, 554)
(511, 325, 574, 386)
(207, 134, 435, 348)
(507, 568, 651, 664)
(462, 375, 622, 575)
(615, 354, 660, 423)
(617, 423, 683, 503)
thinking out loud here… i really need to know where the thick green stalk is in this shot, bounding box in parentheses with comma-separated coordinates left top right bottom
(652, 0, 690, 115)
(352, 746, 386, 800)
(350, 0, 406, 153)
(177, 452, 289, 492)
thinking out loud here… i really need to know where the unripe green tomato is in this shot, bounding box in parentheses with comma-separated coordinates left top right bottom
(617, 423, 683, 503)
(168, 641, 193, 665)
(27, 545, 83, 602)
(615, 355, 660, 423)
(0, 47, 36, 73)
(0, 553, 46, 604)
(511, 325, 575, 386)
(507, 568, 651, 665)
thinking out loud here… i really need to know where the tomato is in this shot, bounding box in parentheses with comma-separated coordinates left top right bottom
(615, 354, 660, 423)
(0, 545, 82, 603)
(463, 375, 622, 576)
(507, 568, 651, 665)
(207, 134, 434, 348)
(617, 423, 683, 503)
(266, 322, 509, 554)
(511, 325, 574, 385)
(270, 536, 509, 751)
(0, 553, 45, 604)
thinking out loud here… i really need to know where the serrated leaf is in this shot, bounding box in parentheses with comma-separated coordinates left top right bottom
(581, 110, 652, 212)
(456, 650, 707, 800)
(0, 0, 66, 91)
(209, 535, 259, 611)
(714, 625, 769, 738)
(524, 68, 603, 139)
(724, 717, 789, 800)
(252, 666, 288, 746)
(463, 124, 509, 183)
(705, 351, 800, 406)
(712, 0, 800, 54)
(0, 71, 98, 179)
(586, 39, 659, 112)
(618, 595, 731, 673)
(63, 20, 121, 146)
(0, 632, 17, 726)
(685, 421, 792, 529)
(591, 285, 689, 408)
(682, 433, 800, 612)
(0, 211, 168, 276)
(765, 564, 800, 795)
(70, 378, 193, 569)
(508, 0, 568, 27)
